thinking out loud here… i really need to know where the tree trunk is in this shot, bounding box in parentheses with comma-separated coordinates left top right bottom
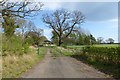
(58, 36, 62, 46)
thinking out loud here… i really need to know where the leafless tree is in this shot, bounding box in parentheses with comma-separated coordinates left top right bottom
(97, 37, 104, 44)
(16, 19, 27, 37)
(0, 0, 43, 36)
(105, 38, 114, 44)
(42, 9, 85, 46)
(0, 0, 43, 18)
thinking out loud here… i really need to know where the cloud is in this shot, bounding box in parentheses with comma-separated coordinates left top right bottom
(38, 2, 117, 22)
(4, 0, 119, 3)
(59, 2, 118, 22)
(42, 2, 62, 10)
(41, 2, 118, 22)
(119, 27, 120, 43)
(36, 0, 119, 2)
(43, 28, 52, 40)
(85, 2, 118, 21)
(108, 18, 118, 22)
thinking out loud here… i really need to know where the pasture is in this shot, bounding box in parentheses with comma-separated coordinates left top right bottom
(67, 44, 118, 48)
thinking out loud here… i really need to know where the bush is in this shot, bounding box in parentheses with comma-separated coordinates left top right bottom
(2, 34, 30, 56)
(83, 46, 120, 64)
(61, 44, 67, 48)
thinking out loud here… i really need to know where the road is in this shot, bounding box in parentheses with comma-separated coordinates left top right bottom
(21, 49, 109, 78)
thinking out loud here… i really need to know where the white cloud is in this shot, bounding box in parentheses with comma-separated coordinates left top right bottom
(108, 18, 118, 22)
(43, 28, 52, 40)
(4, 0, 119, 2)
(87, 18, 118, 23)
(42, 2, 61, 10)
(37, 0, 119, 2)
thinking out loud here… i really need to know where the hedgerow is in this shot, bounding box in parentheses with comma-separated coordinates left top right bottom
(82, 46, 120, 64)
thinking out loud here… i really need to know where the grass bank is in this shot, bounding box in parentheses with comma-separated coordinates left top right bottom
(2, 47, 46, 78)
(49, 46, 74, 57)
(65, 46, 120, 79)
(0, 57, 2, 79)
(50, 47, 62, 57)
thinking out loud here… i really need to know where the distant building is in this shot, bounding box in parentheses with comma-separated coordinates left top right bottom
(43, 40, 53, 46)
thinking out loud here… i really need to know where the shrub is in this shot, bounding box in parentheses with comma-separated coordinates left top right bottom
(61, 44, 67, 49)
(83, 46, 120, 64)
(2, 34, 30, 56)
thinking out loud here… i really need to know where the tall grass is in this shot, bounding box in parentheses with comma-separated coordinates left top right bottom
(0, 57, 2, 79)
(2, 47, 46, 78)
(2, 35, 30, 56)
(0, 33, 2, 79)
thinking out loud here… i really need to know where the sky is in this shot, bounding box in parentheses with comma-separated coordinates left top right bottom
(30, 1, 118, 43)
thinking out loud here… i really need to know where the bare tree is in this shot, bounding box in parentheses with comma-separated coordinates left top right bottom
(105, 38, 114, 44)
(97, 37, 104, 44)
(0, 0, 43, 36)
(42, 9, 85, 46)
(0, 0, 43, 18)
(16, 19, 27, 38)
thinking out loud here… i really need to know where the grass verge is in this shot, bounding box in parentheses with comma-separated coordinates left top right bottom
(50, 46, 74, 57)
(2, 47, 46, 78)
(0, 57, 2, 79)
(50, 47, 62, 57)
(65, 46, 120, 79)
(70, 54, 119, 79)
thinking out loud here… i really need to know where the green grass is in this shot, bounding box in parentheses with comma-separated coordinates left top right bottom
(92, 44, 119, 47)
(64, 45, 120, 78)
(50, 46, 74, 57)
(67, 44, 119, 50)
(0, 57, 1, 79)
(67, 45, 85, 48)
(50, 47, 62, 57)
(70, 54, 119, 78)
(2, 47, 47, 78)
(67, 45, 84, 49)
(37, 47, 47, 56)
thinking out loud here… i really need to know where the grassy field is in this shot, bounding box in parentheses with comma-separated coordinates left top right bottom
(2, 47, 47, 78)
(67, 44, 119, 48)
(91, 44, 119, 47)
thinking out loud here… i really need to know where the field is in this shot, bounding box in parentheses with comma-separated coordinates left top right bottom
(67, 44, 119, 48)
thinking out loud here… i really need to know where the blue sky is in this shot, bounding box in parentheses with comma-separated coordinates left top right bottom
(31, 2, 118, 43)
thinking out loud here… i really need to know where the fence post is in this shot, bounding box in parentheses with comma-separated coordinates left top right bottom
(37, 45, 39, 55)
